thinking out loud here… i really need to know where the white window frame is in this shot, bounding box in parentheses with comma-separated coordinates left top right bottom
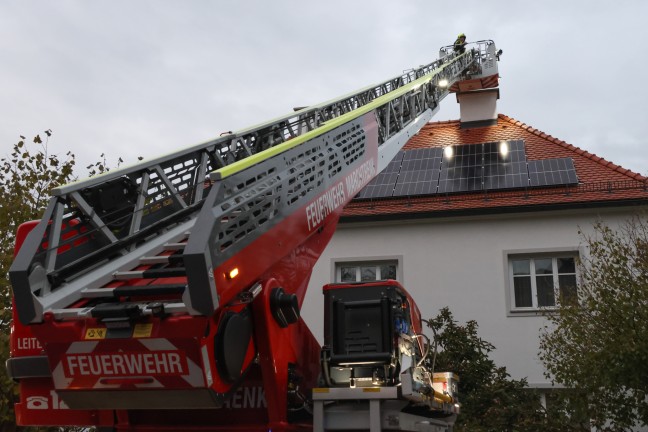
(331, 256, 403, 284)
(504, 248, 581, 316)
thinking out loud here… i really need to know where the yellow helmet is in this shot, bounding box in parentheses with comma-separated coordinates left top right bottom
(458, 33, 466, 39)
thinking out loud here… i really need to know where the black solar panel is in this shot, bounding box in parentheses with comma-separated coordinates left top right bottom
(393, 168, 438, 196)
(393, 148, 443, 197)
(528, 158, 578, 187)
(438, 143, 483, 194)
(381, 151, 405, 173)
(355, 151, 404, 199)
(400, 148, 444, 171)
(483, 140, 528, 189)
(483, 161, 529, 189)
(483, 140, 526, 164)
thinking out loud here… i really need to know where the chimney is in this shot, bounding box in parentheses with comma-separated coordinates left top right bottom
(456, 82, 499, 129)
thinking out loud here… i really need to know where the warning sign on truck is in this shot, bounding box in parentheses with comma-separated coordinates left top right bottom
(63, 351, 188, 377)
(47, 338, 206, 390)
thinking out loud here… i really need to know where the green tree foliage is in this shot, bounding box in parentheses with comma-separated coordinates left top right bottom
(0, 133, 111, 432)
(426, 307, 587, 431)
(0, 132, 75, 432)
(539, 217, 648, 431)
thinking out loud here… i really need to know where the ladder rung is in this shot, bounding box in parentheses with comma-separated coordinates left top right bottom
(163, 242, 187, 251)
(113, 268, 187, 280)
(139, 255, 185, 266)
(91, 303, 142, 320)
(51, 302, 190, 320)
(81, 288, 115, 298)
(82, 284, 186, 298)
(139, 256, 170, 265)
(115, 284, 185, 297)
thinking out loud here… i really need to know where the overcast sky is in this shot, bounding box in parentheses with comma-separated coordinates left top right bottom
(1, 0, 646, 177)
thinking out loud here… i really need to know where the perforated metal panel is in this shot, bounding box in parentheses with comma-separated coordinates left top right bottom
(212, 118, 369, 261)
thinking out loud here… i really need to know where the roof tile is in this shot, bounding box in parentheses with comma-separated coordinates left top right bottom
(344, 114, 647, 219)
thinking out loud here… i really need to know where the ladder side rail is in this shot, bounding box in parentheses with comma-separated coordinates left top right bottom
(210, 48, 475, 186)
(48, 48, 471, 199)
(43, 202, 65, 275)
(373, 50, 471, 173)
(86, 51, 469, 255)
(9, 199, 58, 324)
(255, 47, 471, 149)
(128, 171, 150, 236)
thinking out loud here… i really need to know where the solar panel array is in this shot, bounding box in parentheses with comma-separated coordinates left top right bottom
(356, 140, 578, 199)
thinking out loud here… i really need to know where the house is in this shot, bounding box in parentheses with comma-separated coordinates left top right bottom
(301, 113, 648, 389)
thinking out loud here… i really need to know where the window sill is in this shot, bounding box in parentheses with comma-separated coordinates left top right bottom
(507, 308, 557, 317)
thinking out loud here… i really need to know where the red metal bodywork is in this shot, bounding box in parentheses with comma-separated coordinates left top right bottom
(11, 215, 333, 430)
(11, 221, 116, 427)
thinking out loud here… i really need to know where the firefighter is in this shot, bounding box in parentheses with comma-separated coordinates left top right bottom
(454, 33, 467, 54)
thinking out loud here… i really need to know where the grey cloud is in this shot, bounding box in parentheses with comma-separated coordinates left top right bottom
(1, 0, 646, 176)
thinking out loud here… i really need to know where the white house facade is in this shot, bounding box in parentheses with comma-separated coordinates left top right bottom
(301, 114, 648, 391)
(303, 207, 639, 387)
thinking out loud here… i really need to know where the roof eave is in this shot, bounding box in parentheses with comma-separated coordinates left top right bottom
(340, 198, 648, 224)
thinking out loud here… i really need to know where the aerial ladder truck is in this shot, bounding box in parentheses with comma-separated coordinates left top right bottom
(7, 40, 501, 432)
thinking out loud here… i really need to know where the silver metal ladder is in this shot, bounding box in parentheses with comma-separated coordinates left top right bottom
(10, 41, 499, 325)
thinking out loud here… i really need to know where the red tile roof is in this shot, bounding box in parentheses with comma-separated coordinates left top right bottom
(343, 114, 648, 220)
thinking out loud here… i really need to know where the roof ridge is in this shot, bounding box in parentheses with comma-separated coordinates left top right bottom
(497, 114, 646, 181)
(424, 119, 460, 129)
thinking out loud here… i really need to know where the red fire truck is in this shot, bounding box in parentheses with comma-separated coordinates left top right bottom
(7, 40, 501, 431)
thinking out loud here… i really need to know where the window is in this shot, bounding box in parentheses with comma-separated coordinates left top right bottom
(509, 254, 578, 311)
(336, 260, 399, 283)
(541, 389, 591, 429)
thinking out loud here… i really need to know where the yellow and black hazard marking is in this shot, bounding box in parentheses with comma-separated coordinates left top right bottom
(84, 327, 107, 340)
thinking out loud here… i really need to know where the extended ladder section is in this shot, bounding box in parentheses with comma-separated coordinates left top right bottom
(10, 41, 499, 325)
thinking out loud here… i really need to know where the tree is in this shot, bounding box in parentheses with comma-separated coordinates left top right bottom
(0, 133, 117, 432)
(539, 217, 648, 431)
(425, 307, 587, 432)
(0, 132, 75, 432)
